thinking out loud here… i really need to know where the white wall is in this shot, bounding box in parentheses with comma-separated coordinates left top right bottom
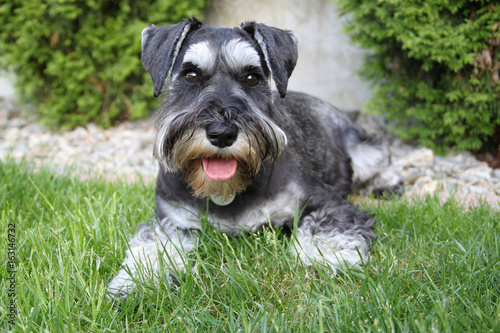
(205, 0, 370, 110)
(0, 73, 15, 101)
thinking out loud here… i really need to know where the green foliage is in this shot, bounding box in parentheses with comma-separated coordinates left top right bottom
(336, 0, 500, 153)
(0, 0, 206, 129)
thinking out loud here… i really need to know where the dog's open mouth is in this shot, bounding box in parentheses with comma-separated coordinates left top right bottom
(202, 157, 238, 181)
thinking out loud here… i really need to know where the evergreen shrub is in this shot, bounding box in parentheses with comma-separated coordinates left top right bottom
(336, 0, 500, 153)
(0, 0, 205, 129)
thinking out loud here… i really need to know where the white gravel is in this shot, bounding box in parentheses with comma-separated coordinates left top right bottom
(1, 101, 499, 210)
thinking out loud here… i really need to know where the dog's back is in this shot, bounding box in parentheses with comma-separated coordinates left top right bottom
(276, 91, 402, 195)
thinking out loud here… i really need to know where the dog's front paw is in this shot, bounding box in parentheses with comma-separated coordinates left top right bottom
(106, 270, 136, 301)
(292, 204, 373, 273)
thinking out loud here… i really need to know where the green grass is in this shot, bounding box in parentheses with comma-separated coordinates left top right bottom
(1, 159, 499, 332)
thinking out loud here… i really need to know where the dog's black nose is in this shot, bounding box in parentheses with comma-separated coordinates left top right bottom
(206, 123, 238, 148)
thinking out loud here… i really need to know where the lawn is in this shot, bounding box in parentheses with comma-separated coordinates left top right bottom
(1, 159, 499, 332)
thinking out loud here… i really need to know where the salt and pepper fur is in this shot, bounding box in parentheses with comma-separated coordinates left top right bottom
(107, 17, 402, 299)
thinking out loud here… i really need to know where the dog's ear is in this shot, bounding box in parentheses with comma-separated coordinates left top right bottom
(142, 17, 202, 97)
(241, 22, 298, 98)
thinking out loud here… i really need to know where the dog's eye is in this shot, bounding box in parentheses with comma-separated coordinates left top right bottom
(185, 71, 199, 84)
(245, 74, 260, 87)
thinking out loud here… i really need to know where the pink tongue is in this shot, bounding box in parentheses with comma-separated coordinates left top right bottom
(202, 158, 238, 181)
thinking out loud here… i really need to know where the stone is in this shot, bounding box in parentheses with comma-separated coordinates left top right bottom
(459, 166, 492, 183)
(394, 148, 434, 168)
(420, 180, 439, 194)
(400, 167, 423, 184)
(5, 128, 21, 142)
(414, 175, 434, 187)
(494, 181, 500, 195)
(460, 184, 497, 196)
(434, 156, 466, 176)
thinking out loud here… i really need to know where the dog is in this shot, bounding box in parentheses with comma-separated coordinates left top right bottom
(107, 17, 402, 299)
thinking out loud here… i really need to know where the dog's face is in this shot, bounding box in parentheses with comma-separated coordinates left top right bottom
(141, 18, 298, 205)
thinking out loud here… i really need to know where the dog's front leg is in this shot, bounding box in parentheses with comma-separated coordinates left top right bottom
(107, 218, 196, 299)
(292, 201, 375, 273)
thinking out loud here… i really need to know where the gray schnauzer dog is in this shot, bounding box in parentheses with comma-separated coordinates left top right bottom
(107, 17, 402, 298)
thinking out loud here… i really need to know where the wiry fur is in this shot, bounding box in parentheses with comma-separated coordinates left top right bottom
(107, 17, 403, 299)
(175, 128, 258, 201)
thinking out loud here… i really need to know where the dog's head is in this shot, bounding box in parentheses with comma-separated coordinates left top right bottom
(141, 17, 298, 205)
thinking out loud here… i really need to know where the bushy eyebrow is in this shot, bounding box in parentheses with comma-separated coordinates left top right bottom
(222, 39, 262, 72)
(182, 41, 217, 74)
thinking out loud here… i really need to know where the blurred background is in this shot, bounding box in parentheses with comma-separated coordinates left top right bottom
(0, 0, 368, 128)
